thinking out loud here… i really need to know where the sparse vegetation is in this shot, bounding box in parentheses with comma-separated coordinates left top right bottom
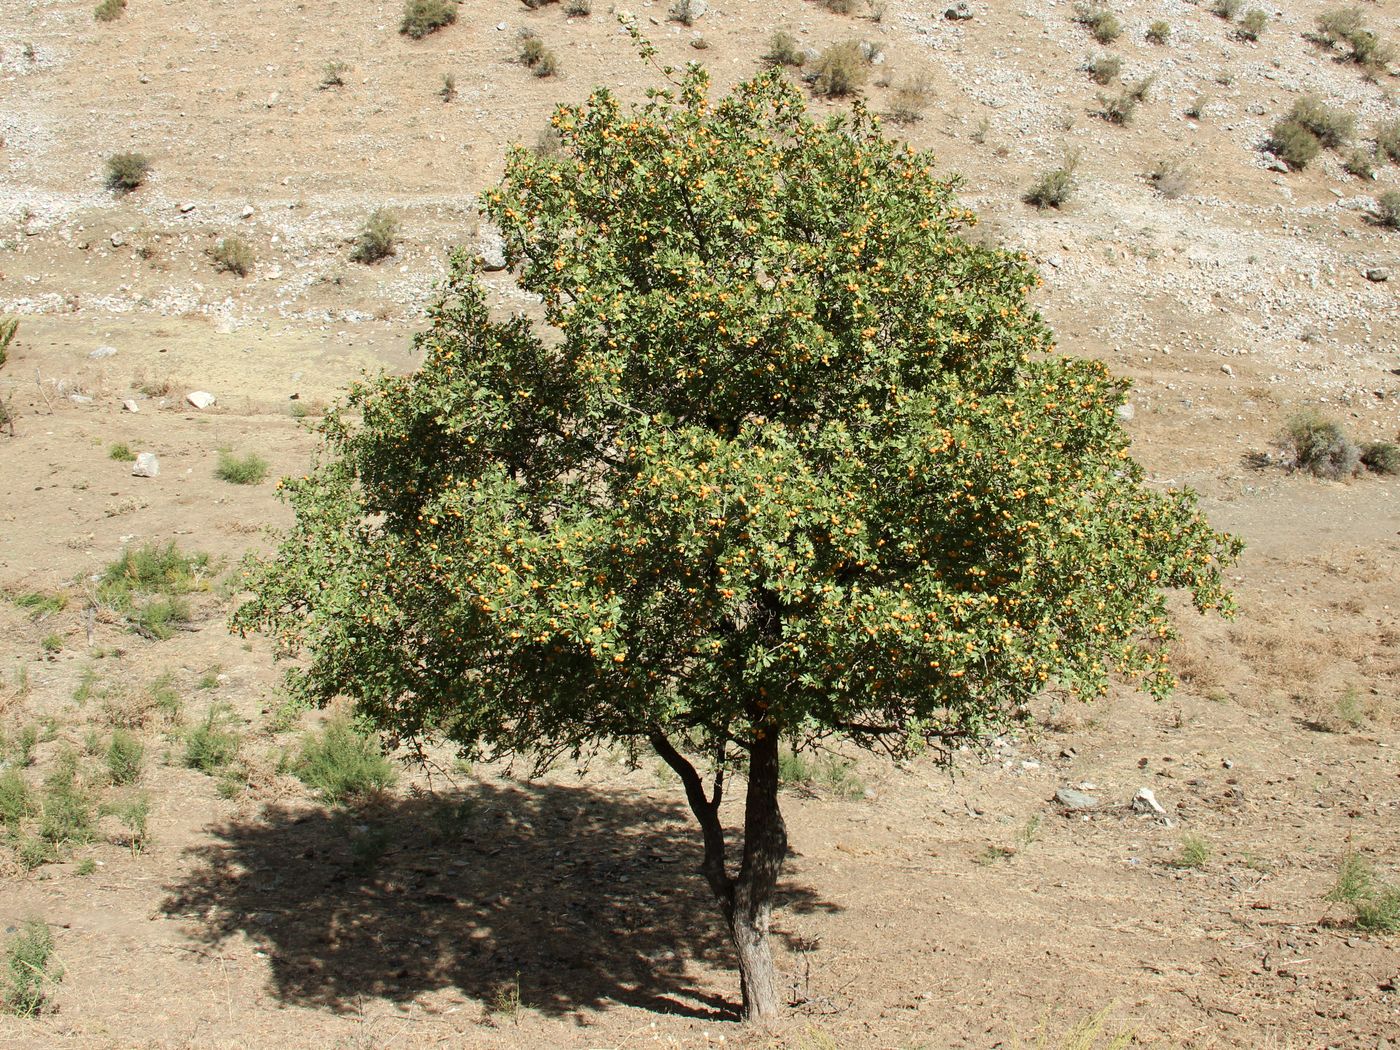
(39, 748, 95, 847)
(1342, 148, 1375, 180)
(214, 449, 269, 485)
(1148, 155, 1190, 199)
(183, 706, 241, 773)
(1236, 8, 1268, 41)
(294, 712, 397, 804)
(94, 0, 126, 22)
(2, 919, 62, 1017)
(778, 749, 866, 801)
(438, 73, 456, 102)
(108, 441, 136, 461)
(1376, 120, 1400, 164)
(97, 541, 211, 640)
(0, 317, 16, 370)
(564, 0, 590, 15)
(104, 152, 151, 192)
(1287, 95, 1354, 148)
(400, 0, 457, 39)
(811, 40, 870, 98)
(104, 730, 143, 785)
(1024, 153, 1078, 209)
(1314, 8, 1395, 72)
(1277, 410, 1359, 479)
(1087, 54, 1120, 85)
(319, 60, 348, 89)
(1073, 4, 1121, 45)
(1174, 834, 1211, 869)
(1211, 0, 1241, 19)
(518, 32, 559, 78)
(105, 792, 150, 853)
(1267, 120, 1321, 171)
(1328, 851, 1400, 933)
(1146, 20, 1170, 45)
(350, 208, 398, 264)
(763, 30, 805, 69)
(1098, 83, 1143, 125)
(210, 235, 253, 277)
(667, 0, 702, 26)
(1360, 441, 1400, 475)
(1376, 190, 1400, 229)
(887, 75, 933, 125)
(0, 768, 29, 830)
(819, 0, 859, 12)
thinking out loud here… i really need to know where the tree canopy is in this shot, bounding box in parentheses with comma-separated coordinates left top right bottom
(234, 60, 1240, 1020)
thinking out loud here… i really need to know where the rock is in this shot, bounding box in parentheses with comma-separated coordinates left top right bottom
(178, 202, 196, 214)
(131, 452, 160, 478)
(1220, 364, 1234, 376)
(69, 394, 93, 404)
(477, 227, 508, 272)
(1365, 268, 1389, 282)
(1055, 788, 1099, 811)
(496, 20, 507, 30)
(266, 91, 280, 108)
(89, 345, 117, 360)
(186, 390, 217, 410)
(1132, 787, 1167, 815)
(945, 1, 973, 19)
(685, 0, 707, 16)
(1115, 402, 1135, 421)
(240, 205, 255, 219)
(1264, 157, 1289, 173)
(110, 233, 126, 248)
(121, 399, 140, 413)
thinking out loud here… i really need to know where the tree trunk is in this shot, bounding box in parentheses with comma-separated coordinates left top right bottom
(651, 729, 788, 1023)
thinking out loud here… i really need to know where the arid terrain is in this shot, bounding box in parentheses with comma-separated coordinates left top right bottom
(1, 0, 1397, 1046)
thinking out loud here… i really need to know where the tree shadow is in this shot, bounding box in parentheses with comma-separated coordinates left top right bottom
(162, 779, 838, 1021)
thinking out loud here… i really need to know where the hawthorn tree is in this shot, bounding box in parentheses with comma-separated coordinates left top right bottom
(234, 63, 1240, 1021)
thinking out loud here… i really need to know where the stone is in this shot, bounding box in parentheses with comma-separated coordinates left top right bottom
(1264, 157, 1289, 173)
(69, 394, 93, 404)
(266, 91, 280, 108)
(110, 233, 126, 248)
(1132, 787, 1167, 815)
(477, 227, 508, 272)
(179, 202, 196, 214)
(131, 452, 160, 478)
(1055, 788, 1100, 811)
(496, 20, 507, 29)
(1365, 268, 1389, 282)
(945, 2, 973, 19)
(89, 345, 117, 360)
(1114, 402, 1135, 421)
(1220, 364, 1234, 376)
(121, 399, 140, 413)
(240, 205, 255, 219)
(186, 390, 217, 410)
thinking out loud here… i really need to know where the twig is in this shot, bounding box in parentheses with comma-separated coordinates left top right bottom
(33, 367, 54, 414)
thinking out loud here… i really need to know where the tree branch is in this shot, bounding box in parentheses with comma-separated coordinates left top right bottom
(651, 731, 733, 908)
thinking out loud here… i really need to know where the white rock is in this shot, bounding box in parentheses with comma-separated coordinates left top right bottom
(266, 91, 280, 108)
(179, 202, 196, 214)
(121, 399, 140, 413)
(240, 205, 255, 219)
(186, 390, 217, 410)
(89, 345, 117, 360)
(477, 227, 508, 272)
(1115, 402, 1135, 421)
(1220, 364, 1234, 376)
(1132, 787, 1167, 815)
(70, 394, 93, 404)
(131, 452, 160, 478)
(496, 20, 507, 29)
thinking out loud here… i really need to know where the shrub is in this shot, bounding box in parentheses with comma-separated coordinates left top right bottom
(1314, 8, 1394, 71)
(1236, 9, 1268, 41)
(1267, 120, 1321, 170)
(439, 73, 457, 102)
(1361, 441, 1400, 475)
(106, 793, 150, 852)
(1099, 87, 1140, 125)
(39, 749, 94, 846)
(1346, 30, 1395, 72)
(1024, 157, 1077, 209)
(105, 730, 143, 785)
(214, 449, 269, 485)
(763, 31, 805, 68)
(0, 768, 30, 830)
(812, 40, 869, 98)
(564, 0, 590, 14)
(184, 707, 240, 773)
(668, 0, 703, 25)
(1173, 834, 1210, 869)
(0, 317, 15, 370)
(820, 0, 859, 11)
(108, 442, 135, 461)
(1342, 148, 1375, 180)
(105, 152, 150, 192)
(1288, 95, 1354, 148)
(94, 0, 126, 21)
(1073, 5, 1121, 44)
(1378, 190, 1400, 229)
(518, 33, 559, 77)
(295, 712, 397, 803)
(2, 920, 62, 1017)
(1211, 0, 1241, 18)
(1279, 411, 1359, 479)
(1087, 54, 1121, 85)
(1315, 7, 1364, 46)
(887, 75, 933, 125)
(1146, 20, 1170, 44)
(400, 0, 457, 39)
(1328, 851, 1400, 933)
(319, 60, 348, 89)
(1376, 120, 1400, 163)
(210, 235, 253, 277)
(98, 541, 211, 640)
(350, 208, 398, 264)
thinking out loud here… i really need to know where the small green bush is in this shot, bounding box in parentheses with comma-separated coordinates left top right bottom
(439, 73, 456, 102)
(0, 768, 30, 829)
(820, 0, 859, 12)
(350, 208, 398, 264)
(0, 317, 16, 370)
(1087, 54, 1121, 85)
(94, 0, 126, 22)
(1288, 95, 1354, 148)
(1024, 160, 1076, 209)
(1346, 30, 1395, 72)
(1073, 4, 1121, 44)
(98, 541, 210, 640)
(1146, 20, 1170, 44)
(1280, 410, 1359, 479)
(1376, 120, 1400, 163)
(1098, 86, 1140, 125)
(184, 707, 240, 773)
(295, 712, 397, 803)
(41, 634, 62, 654)
(812, 40, 870, 98)
(39, 749, 94, 846)
(108, 442, 136, 461)
(763, 31, 805, 68)
(1236, 9, 1268, 41)
(1211, 0, 1241, 19)
(518, 33, 559, 78)
(1315, 6, 1364, 45)
(1267, 120, 1321, 170)
(105, 152, 150, 192)
(1378, 190, 1400, 229)
(564, 0, 590, 14)
(319, 60, 348, 89)
(1148, 156, 1190, 199)
(105, 730, 143, 785)
(1173, 834, 1210, 869)
(211, 235, 253, 277)
(2, 919, 62, 1017)
(1328, 851, 1400, 934)
(887, 76, 933, 125)
(106, 792, 150, 852)
(1361, 441, 1400, 475)
(400, 0, 457, 39)
(1342, 148, 1375, 180)
(668, 0, 702, 25)
(215, 450, 269, 485)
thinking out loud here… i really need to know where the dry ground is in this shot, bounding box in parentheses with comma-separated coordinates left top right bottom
(1, 0, 1398, 1046)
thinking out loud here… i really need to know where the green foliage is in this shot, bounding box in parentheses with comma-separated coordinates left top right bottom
(0, 768, 31, 829)
(108, 442, 136, 461)
(564, 0, 590, 15)
(97, 541, 210, 640)
(211, 235, 254, 277)
(1211, 0, 1240, 19)
(94, 0, 126, 22)
(1376, 120, 1400, 164)
(1236, 9, 1268, 41)
(105, 152, 150, 192)
(1279, 411, 1359, 479)
(1173, 834, 1210, 869)
(1315, 6, 1364, 45)
(763, 31, 805, 69)
(1287, 95, 1354, 148)
(215, 449, 269, 485)
(1360, 441, 1400, 475)
(39, 748, 94, 846)
(1145, 20, 1170, 44)
(0, 317, 17, 370)
(1329, 851, 1400, 933)
(10, 591, 66, 619)
(812, 40, 870, 98)
(105, 729, 144, 785)
(1087, 55, 1120, 85)
(1024, 154, 1078, 209)
(40, 633, 62, 654)
(668, 0, 702, 25)
(439, 73, 457, 102)
(778, 749, 865, 800)
(2, 919, 62, 1017)
(235, 66, 1239, 788)
(1342, 148, 1374, 180)
(518, 33, 559, 78)
(319, 60, 348, 89)
(1073, 5, 1121, 44)
(1267, 121, 1320, 171)
(886, 76, 933, 126)
(183, 707, 240, 773)
(75, 857, 97, 876)
(294, 712, 397, 803)
(5, 724, 38, 766)
(1377, 190, 1400, 229)
(350, 208, 399, 264)
(400, 0, 457, 39)
(105, 792, 150, 852)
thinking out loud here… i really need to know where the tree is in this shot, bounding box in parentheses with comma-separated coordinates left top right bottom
(233, 63, 1241, 1021)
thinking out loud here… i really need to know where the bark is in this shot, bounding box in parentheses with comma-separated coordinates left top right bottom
(651, 729, 788, 1023)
